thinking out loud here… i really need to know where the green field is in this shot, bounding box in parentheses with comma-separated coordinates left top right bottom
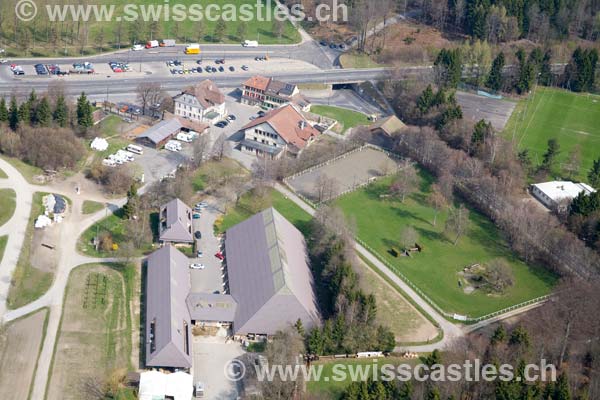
(216, 188, 312, 235)
(7, 193, 54, 309)
(1, 0, 300, 57)
(311, 105, 371, 134)
(334, 173, 556, 319)
(0, 189, 16, 227)
(306, 357, 419, 399)
(82, 200, 105, 215)
(78, 209, 154, 257)
(0, 236, 7, 263)
(505, 86, 600, 179)
(0, 168, 6, 179)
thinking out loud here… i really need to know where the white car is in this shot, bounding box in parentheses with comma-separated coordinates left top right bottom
(190, 263, 205, 270)
(132, 44, 144, 51)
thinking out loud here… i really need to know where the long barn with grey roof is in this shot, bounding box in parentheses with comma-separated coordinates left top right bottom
(224, 208, 321, 335)
(145, 245, 192, 369)
(144, 208, 320, 368)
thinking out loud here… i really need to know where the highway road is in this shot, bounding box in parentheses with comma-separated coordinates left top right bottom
(0, 67, 432, 95)
(8, 41, 337, 69)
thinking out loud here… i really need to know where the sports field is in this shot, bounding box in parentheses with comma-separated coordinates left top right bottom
(505, 87, 600, 179)
(334, 172, 556, 319)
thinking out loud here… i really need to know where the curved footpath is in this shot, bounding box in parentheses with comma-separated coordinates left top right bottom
(273, 183, 547, 353)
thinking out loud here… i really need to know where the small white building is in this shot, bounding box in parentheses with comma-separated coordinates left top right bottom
(531, 181, 596, 210)
(173, 80, 227, 125)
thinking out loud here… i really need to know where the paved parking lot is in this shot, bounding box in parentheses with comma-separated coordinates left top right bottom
(192, 336, 245, 400)
(190, 201, 227, 295)
(456, 91, 517, 131)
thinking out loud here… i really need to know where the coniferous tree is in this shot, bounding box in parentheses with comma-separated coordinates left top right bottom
(487, 52, 505, 92)
(0, 98, 8, 123)
(53, 95, 69, 127)
(8, 96, 19, 131)
(588, 159, 600, 189)
(36, 97, 51, 127)
(76, 92, 94, 129)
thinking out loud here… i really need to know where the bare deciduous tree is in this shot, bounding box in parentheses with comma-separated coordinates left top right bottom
(444, 204, 470, 245)
(390, 161, 419, 202)
(135, 82, 164, 116)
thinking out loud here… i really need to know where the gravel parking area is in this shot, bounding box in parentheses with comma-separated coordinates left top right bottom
(192, 336, 245, 400)
(286, 146, 401, 202)
(456, 91, 517, 131)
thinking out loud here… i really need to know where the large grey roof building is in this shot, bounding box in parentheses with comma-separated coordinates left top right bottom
(145, 245, 192, 369)
(159, 199, 194, 244)
(225, 208, 321, 335)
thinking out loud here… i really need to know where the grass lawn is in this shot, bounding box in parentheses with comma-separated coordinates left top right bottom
(311, 105, 371, 134)
(306, 357, 419, 399)
(339, 52, 384, 69)
(215, 188, 312, 235)
(193, 158, 249, 192)
(0, 155, 44, 185)
(334, 173, 557, 319)
(0, 168, 6, 178)
(7, 192, 54, 309)
(82, 200, 105, 215)
(78, 208, 154, 258)
(46, 264, 134, 400)
(3, 0, 300, 57)
(0, 189, 16, 227)
(504, 86, 600, 179)
(0, 236, 7, 263)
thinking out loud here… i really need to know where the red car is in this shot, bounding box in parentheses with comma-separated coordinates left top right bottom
(215, 251, 224, 261)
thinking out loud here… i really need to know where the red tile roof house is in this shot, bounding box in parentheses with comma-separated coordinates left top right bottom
(238, 104, 321, 159)
(241, 75, 311, 111)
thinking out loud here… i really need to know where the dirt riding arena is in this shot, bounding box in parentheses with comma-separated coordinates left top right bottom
(0, 309, 48, 399)
(285, 146, 402, 203)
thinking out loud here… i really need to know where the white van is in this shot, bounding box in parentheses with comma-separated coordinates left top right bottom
(126, 144, 144, 155)
(242, 40, 259, 47)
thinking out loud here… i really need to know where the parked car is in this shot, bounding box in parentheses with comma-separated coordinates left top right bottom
(257, 110, 266, 117)
(196, 60, 203, 65)
(197, 250, 204, 258)
(226, 114, 236, 121)
(194, 231, 202, 239)
(190, 263, 205, 270)
(215, 251, 224, 261)
(229, 66, 235, 72)
(195, 382, 205, 398)
(218, 66, 225, 72)
(319, 40, 327, 46)
(241, 65, 249, 71)
(193, 213, 201, 219)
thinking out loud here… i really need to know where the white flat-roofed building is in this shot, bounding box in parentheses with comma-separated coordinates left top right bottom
(531, 181, 596, 210)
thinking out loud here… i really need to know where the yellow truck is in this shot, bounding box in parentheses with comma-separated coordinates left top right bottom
(185, 43, 201, 55)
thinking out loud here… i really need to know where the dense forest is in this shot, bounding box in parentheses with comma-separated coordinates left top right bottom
(420, 0, 600, 42)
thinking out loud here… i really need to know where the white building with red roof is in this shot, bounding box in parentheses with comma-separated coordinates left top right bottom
(238, 104, 321, 159)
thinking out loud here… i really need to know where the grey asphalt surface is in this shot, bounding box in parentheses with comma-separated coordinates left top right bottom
(0, 67, 397, 95)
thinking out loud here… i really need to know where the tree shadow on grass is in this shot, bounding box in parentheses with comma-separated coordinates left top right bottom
(391, 206, 431, 227)
(414, 225, 449, 244)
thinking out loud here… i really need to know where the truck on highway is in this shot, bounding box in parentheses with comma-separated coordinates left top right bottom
(185, 43, 201, 54)
(145, 40, 159, 49)
(160, 39, 176, 47)
(242, 40, 259, 47)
